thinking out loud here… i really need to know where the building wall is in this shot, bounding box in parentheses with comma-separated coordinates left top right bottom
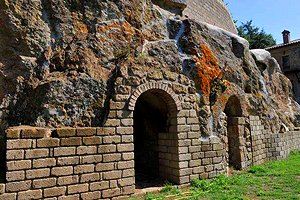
(0, 116, 299, 199)
(268, 44, 300, 103)
(249, 116, 300, 164)
(183, 0, 237, 34)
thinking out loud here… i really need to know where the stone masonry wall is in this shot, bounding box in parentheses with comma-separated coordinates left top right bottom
(0, 127, 227, 200)
(249, 116, 300, 165)
(0, 118, 299, 199)
(183, 0, 237, 34)
(1, 127, 135, 200)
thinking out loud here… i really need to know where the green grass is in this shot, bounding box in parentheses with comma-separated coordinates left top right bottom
(136, 151, 300, 200)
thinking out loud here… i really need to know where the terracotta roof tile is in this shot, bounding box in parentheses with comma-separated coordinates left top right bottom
(266, 39, 300, 50)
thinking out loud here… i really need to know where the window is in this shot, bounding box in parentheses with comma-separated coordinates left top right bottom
(282, 55, 290, 70)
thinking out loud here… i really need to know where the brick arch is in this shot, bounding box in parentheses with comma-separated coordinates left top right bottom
(128, 82, 182, 111)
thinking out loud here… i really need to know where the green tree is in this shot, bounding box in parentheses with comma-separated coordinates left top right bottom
(237, 20, 276, 49)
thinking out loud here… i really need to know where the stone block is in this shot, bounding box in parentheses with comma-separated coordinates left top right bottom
(80, 173, 100, 183)
(6, 180, 31, 192)
(97, 127, 115, 136)
(202, 158, 212, 165)
(193, 166, 205, 174)
(6, 170, 25, 182)
(0, 184, 4, 194)
(0, 193, 16, 200)
(178, 176, 189, 184)
(95, 163, 114, 172)
(122, 169, 134, 178)
(6, 128, 20, 139)
(192, 152, 204, 159)
(90, 181, 110, 191)
(51, 166, 73, 176)
(25, 149, 49, 159)
(213, 143, 223, 150)
(58, 194, 80, 200)
(56, 128, 76, 137)
(76, 128, 97, 136)
(80, 155, 102, 164)
(178, 153, 191, 161)
(54, 147, 76, 156)
(82, 136, 102, 145)
(57, 175, 79, 186)
(7, 160, 31, 171)
(122, 185, 135, 195)
(117, 144, 134, 152)
(116, 127, 133, 135)
(103, 136, 121, 144)
(117, 160, 134, 169)
(77, 146, 97, 155)
(18, 189, 42, 200)
(68, 183, 89, 194)
(26, 168, 50, 179)
(61, 137, 82, 146)
(44, 186, 67, 197)
(33, 158, 56, 168)
(121, 135, 133, 143)
(103, 171, 122, 180)
(189, 160, 201, 167)
(37, 138, 60, 147)
(120, 119, 133, 126)
(74, 164, 94, 174)
(103, 153, 121, 162)
(102, 188, 121, 198)
(187, 118, 198, 125)
(205, 151, 217, 158)
(105, 119, 120, 127)
(118, 177, 134, 187)
(188, 132, 199, 139)
(98, 144, 117, 153)
(32, 178, 56, 189)
(6, 150, 24, 160)
(57, 156, 79, 166)
(7, 139, 32, 149)
(21, 128, 50, 138)
(81, 191, 101, 200)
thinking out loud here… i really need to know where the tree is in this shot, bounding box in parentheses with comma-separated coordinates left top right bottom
(237, 20, 276, 49)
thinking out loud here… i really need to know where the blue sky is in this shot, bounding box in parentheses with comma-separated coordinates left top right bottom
(226, 0, 300, 44)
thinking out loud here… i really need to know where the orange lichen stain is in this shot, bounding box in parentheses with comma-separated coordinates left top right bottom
(193, 43, 222, 96)
(96, 20, 136, 42)
(74, 22, 89, 34)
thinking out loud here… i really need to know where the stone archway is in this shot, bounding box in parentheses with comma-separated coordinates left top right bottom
(224, 95, 244, 169)
(129, 83, 181, 188)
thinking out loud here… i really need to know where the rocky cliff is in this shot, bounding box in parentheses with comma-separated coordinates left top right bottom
(0, 0, 299, 135)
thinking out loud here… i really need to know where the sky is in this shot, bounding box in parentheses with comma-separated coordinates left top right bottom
(226, 0, 300, 44)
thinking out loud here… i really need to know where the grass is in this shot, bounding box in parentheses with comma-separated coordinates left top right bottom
(132, 151, 300, 200)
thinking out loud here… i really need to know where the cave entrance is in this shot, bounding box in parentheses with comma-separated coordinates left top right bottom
(224, 95, 243, 170)
(133, 89, 176, 188)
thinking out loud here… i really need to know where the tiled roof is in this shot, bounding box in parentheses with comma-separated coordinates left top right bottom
(266, 39, 300, 50)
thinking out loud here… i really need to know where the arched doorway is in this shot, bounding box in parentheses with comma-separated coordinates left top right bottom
(133, 89, 177, 188)
(224, 95, 243, 169)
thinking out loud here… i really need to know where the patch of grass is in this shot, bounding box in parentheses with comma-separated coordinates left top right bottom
(141, 151, 300, 200)
(160, 182, 180, 195)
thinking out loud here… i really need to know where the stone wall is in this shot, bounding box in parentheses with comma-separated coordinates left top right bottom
(183, 0, 237, 34)
(0, 127, 227, 200)
(249, 116, 300, 165)
(2, 127, 135, 200)
(0, 118, 300, 199)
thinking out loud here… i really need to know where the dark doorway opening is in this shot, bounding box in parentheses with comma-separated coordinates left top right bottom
(224, 95, 243, 169)
(133, 90, 168, 188)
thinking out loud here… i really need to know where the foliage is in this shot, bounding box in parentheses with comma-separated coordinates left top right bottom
(237, 20, 276, 49)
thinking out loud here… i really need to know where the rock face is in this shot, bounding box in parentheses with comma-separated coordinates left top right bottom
(0, 0, 299, 136)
